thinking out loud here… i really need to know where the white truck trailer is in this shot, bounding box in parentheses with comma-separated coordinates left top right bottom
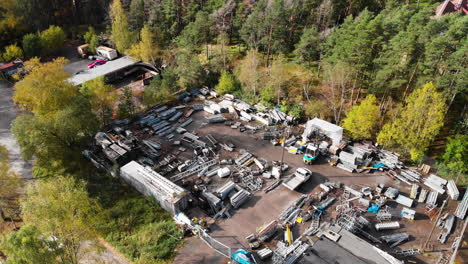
(282, 168, 312, 191)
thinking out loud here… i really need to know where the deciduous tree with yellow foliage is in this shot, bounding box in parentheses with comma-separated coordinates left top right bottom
(13, 57, 77, 115)
(342, 94, 380, 140)
(0, 145, 21, 221)
(12, 58, 98, 173)
(1, 44, 23, 61)
(80, 76, 118, 125)
(127, 24, 159, 64)
(21, 176, 103, 264)
(110, 0, 132, 53)
(377, 83, 447, 161)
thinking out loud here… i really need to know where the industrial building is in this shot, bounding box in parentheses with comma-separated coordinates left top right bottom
(120, 161, 188, 215)
(304, 225, 403, 264)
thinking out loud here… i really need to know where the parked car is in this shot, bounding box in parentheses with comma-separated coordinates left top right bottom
(88, 59, 106, 69)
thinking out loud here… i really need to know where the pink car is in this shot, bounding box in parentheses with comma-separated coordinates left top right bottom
(88, 59, 106, 69)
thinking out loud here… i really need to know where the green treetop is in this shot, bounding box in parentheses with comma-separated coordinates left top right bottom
(342, 94, 380, 140)
(377, 82, 447, 161)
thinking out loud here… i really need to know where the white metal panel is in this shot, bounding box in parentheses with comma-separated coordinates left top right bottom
(447, 180, 459, 200)
(424, 180, 446, 194)
(426, 174, 448, 186)
(395, 195, 413, 207)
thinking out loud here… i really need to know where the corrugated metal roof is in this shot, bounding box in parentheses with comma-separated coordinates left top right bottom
(67, 56, 136, 86)
(310, 118, 343, 133)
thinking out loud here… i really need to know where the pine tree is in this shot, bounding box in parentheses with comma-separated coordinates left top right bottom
(294, 27, 320, 64)
(129, 0, 145, 31)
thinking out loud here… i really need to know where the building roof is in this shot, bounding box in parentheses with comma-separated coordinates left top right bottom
(435, 0, 468, 18)
(96, 46, 115, 52)
(304, 237, 369, 264)
(309, 118, 343, 133)
(330, 225, 403, 264)
(303, 225, 403, 264)
(67, 56, 136, 86)
(120, 161, 186, 201)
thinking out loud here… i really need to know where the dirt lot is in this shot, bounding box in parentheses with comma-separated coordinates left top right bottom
(164, 107, 467, 264)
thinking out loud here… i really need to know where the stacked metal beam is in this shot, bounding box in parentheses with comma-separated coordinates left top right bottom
(154, 105, 168, 113)
(455, 190, 468, 219)
(410, 184, 419, 199)
(377, 150, 403, 169)
(400, 169, 422, 183)
(375, 222, 400, 231)
(284, 242, 309, 264)
(202, 192, 222, 211)
(381, 233, 409, 248)
(257, 220, 278, 242)
(235, 152, 253, 166)
(438, 215, 455, 243)
(424, 174, 447, 194)
(160, 108, 177, 120)
(258, 248, 273, 260)
(207, 114, 225, 123)
(216, 181, 237, 200)
(168, 111, 183, 122)
(447, 180, 459, 200)
(338, 151, 358, 170)
(179, 119, 193, 128)
(427, 191, 439, 207)
(384, 187, 400, 199)
(418, 189, 429, 203)
(230, 189, 251, 208)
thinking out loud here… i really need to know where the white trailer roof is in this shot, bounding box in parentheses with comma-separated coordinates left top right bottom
(309, 118, 343, 132)
(396, 194, 413, 207)
(120, 161, 185, 200)
(67, 56, 136, 86)
(302, 118, 344, 146)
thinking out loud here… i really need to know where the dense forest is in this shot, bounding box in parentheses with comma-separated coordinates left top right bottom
(0, 0, 467, 263)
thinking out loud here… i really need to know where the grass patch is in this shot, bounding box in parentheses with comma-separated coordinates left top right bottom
(87, 174, 183, 264)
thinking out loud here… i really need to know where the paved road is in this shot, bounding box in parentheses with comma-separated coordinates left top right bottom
(0, 80, 32, 179)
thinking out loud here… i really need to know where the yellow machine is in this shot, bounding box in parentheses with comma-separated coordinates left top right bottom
(284, 224, 293, 245)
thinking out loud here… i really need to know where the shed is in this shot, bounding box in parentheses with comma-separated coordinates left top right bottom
(302, 118, 343, 146)
(67, 56, 136, 86)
